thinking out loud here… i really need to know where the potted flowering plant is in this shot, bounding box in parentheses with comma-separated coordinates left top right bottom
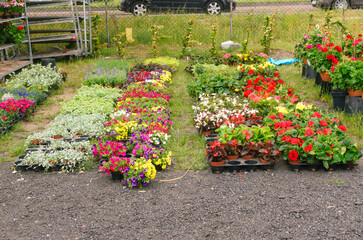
(206, 140, 227, 165)
(343, 34, 363, 60)
(9, 0, 25, 18)
(0, 2, 11, 19)
(294, 34, 311, 64)
(309, 43, 343, 81)
(99, 156, 131, 180)
(257, 141, 280, 164)
(3, 24, 25, 44)
(330, 59, 363, 97)
(92, 140, 127, 161)
(122, 158, 157, 188)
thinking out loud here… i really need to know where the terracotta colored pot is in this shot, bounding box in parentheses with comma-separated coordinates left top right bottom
(320, 71, 331, 82)
(242, 155, 254, 160)
(303, 58, 308, 65)
(210, 161, 225, 166)
(260, 158, 269, 164)
(31, 140, 41, 145)
(52, 135, 62, 139)
(3, 13, 11, 19)
(347, 88, 362, 96)
(202, 131, 212, 136)
(288, 160, 302, 165)
(226, 155, 238, 160)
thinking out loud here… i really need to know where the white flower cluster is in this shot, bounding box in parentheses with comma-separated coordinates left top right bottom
(111, 109, 129, 119)
(8, 64, 62, 90)
(193, 108, 258, 130)
(1, 93, 15, 101)
(21, 148, 89, 171)
(193, 93, 248, 113)
(149, 131, 169, 146)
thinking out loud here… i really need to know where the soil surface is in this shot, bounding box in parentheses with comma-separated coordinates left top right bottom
(1, 160, 362, 240)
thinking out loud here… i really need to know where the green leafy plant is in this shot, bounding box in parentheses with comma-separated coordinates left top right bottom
(330, 60, 363, 91)
(209, 19, 218, 58)
(241, 13, 253, 53)
(260, 10, 278, 55)
(149, 25, 168, 57)
(113, 31, 134, 58)
(181, 18, 195, 57)
(91, 13, 102, 57)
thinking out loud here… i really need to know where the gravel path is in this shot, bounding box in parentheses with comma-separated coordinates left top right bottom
(1, 161, 363, 240)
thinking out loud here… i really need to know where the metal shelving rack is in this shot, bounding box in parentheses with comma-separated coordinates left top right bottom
(0, 1, 33, 79)
(13, 0, 92, 60)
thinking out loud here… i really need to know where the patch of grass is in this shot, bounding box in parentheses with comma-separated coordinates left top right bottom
(166, 61, 208, 170)
(80, 161, 96, 171)
(328, 178, 345, 186)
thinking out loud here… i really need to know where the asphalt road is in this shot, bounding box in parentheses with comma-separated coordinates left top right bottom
(27, 2, 318, 17)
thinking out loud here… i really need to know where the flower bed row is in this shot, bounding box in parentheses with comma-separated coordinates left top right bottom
(188, 53, 362, 171)
(1, 64, 65, 135)
(16, 84, 122, 171)
(95, 58, 177, 188)
(14, 57, 178, 189)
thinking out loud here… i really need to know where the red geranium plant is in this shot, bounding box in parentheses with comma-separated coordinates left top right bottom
(309, 42, 343, 73)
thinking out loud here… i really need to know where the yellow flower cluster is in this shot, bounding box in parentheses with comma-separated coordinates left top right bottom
(295, 102, 313, 111)
(237, 64, 256, 72)
(159, 70, 172, 84)
(237, 62, 274, 72)
(275, 106, 288, 114)
(153, 151, 172, 169)
(114, 121, 137, 140)
(236, 54, 254, 61)
(151, 106, 166, 112)
(134, 158, 157, 180)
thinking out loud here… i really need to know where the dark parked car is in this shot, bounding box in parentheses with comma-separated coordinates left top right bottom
(311, 0, 363, 9)
(119, 0, 237, 15)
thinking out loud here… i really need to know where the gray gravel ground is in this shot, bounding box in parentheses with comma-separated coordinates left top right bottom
(1, 160, 363, 240)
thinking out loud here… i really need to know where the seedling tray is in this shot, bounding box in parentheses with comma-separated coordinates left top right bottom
(210, 158, 274, 174)
(14, 154, 68, 172)
(205, 134, 218, 143)
(287, 161, 356, 172)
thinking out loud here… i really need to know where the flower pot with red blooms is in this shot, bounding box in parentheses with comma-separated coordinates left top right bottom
(99, 156, 130, 179)
(257, 141, 280, 164)
(5, 24, 26, 45)
(223, 139, 240, 159)
(343, 34, 363, 60)
(206, 140, 227, 165)
(309, 42, 342, 74)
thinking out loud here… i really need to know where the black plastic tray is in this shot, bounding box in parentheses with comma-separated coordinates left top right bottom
(210, 158, 274, 174)
(287, 161, 356, 172)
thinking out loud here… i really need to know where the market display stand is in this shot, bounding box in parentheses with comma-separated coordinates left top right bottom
(0, 6, 33, 79)
(13, 0, 92, 60)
